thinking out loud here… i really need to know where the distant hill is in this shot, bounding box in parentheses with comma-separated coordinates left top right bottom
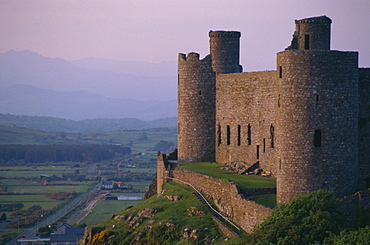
(0, 84, 177, 120)
(0, 50, 177, 120)
(70, 57, 176, 78)
(0, 50, 177, 101)
(0, 113, 177, 132)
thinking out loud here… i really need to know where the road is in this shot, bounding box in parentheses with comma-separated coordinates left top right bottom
(6, 181, 101, 245)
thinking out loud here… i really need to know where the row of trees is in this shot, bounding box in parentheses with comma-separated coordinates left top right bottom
(0, 144, 131, 163)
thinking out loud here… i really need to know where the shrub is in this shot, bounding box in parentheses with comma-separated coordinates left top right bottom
(251, 190, 345, 245)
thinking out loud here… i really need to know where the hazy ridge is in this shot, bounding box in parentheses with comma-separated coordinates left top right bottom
(0, 113, 177, 132)
(0, 50, 177, 120)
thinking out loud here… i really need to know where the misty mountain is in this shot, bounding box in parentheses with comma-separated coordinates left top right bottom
(0, 84, 177, 120)
(70, 57, 176, 78)
(0, 50, 178, 120)
(0, 50, 177, 101)
(0, 113, 177, 132)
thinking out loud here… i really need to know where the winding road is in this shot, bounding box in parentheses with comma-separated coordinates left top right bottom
(6, 181, 101, 245)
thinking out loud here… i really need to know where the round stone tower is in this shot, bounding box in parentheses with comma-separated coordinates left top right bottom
(209, 31, 242, 74)
(276, 16, 359, 203)
(177, 31, 242, 163)
(177, 53, 216, 163)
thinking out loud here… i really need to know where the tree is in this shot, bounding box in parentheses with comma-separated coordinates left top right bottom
(250, 190, 345, 245)
(137, 133, 148, 141)
(38, 225, 53, 237)
(323, 226, 370, 245)
(1, 213, 6, 222)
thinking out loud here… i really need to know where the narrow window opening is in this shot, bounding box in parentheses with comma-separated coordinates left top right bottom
(314, 129, 322, 147)
(263, 138, 266, 152)
(304, 35, 310, 50)
(270, 124, 275, 148)
(199, 91, 202, 96)
(217, 124, 222, 146)
(278, 94, 281, 107)
(279, 159, 282, 169)
(227, 125, 231, 145)
(237, 125, 241, 146)
(279, 66, 282, 78)
(178, 123, 180, 134)
(247, 124, 251, 145)
(256, 145, 260, 159)
(315, 94, 320, 102)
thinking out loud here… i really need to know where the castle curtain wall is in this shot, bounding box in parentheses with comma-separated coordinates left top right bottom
(215, 71, 278, 174)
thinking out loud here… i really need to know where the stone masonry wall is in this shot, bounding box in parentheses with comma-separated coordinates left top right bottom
(216, 71, 278, 174)
(172, 168, 272, 233)
(157, 153, 166, 195)
(359, 68, 370, 188)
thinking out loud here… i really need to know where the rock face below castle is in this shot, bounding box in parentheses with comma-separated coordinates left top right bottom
(177, 15, 370, 204)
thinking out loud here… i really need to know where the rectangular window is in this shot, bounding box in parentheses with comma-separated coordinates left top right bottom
(217, 124, 222, 146)
(263, 138, 266, 152)
(237, 125, 241, 146)
(256, 145, 260, 159)
(314, 129, 322, 147)
(247, 124, 251, 145)
(304, 35, 310, 50)
(270, 124, 275, 148)
(227, 125, 231, 145)
(279, 66, 282, 78)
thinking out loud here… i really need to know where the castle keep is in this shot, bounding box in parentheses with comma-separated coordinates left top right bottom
(177, 16, 370, 204)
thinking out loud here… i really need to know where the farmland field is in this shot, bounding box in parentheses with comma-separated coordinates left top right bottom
(81, 199, 143, 225)
(0, 124, 177, 242)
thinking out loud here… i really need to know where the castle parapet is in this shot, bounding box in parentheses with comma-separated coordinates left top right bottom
(178, 52, 200, 62)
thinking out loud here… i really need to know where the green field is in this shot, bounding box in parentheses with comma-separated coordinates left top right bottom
(81, 199, 143, 225)
(6, 183, 93, 194)
(0, 124, 177, 151)
(0, 170, 74, 178)
(0, 194, 64, 210)
(180, 162, 276, 188)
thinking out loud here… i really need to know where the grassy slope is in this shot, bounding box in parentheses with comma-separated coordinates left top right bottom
(90, 182, 246, 244)
(0, 124, 47, 144)
(180, 162, 276, 188)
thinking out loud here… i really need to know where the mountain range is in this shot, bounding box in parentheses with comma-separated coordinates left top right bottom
(0, 50, 177, 120)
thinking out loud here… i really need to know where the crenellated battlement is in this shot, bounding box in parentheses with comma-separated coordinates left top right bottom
(209, 31, 241, 38)
(178, 52, 199, 61)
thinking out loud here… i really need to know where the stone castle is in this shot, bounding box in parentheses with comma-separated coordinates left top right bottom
(150, 15, 370, 232)
(177, 15, 370, 204)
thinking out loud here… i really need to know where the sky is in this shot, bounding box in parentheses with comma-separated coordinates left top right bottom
(0, 0, 369, 71)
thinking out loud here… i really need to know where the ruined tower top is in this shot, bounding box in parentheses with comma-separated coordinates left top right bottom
(287, 15, 332, 51)
(209, 30, 242, 74)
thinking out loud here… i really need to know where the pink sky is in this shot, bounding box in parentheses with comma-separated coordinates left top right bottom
(0, 0, 369, 71)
